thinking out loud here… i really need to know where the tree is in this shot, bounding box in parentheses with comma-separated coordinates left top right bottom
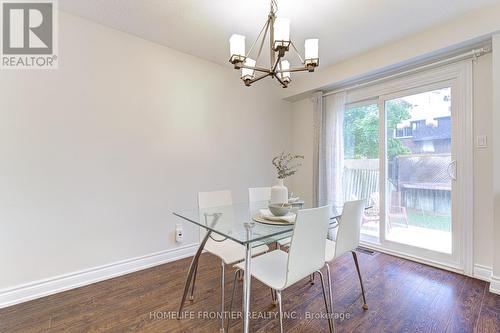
(344, 100, 412, 160)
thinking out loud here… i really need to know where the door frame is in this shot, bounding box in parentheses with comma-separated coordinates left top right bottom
(347, 61, 473, 275)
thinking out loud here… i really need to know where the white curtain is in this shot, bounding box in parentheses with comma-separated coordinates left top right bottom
(314, 91, 346, 210)
(312, 91, 323, 206)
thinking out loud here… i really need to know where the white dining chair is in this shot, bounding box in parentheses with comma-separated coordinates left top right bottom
(248, 187, 271, 202)
(228, 205, 335, 333)
(248, 187, 291, 249)
(325, 199, 368, 311)
(195, 190, 269, 332)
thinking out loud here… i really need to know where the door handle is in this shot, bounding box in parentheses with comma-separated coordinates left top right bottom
(447, 160, 457, 180)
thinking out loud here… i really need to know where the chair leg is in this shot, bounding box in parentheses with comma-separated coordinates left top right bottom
(270, 288, 277, 306)
(276, 290, 284, 333)
(309, 272, 315, 284)
(325, 263, 334, 314)
(351, 251, 368, 310)
(317, 270, 335, 333)
(220, 260, 225, 332)
(226, 269, 240, 332)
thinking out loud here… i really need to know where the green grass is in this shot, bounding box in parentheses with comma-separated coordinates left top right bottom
(391, 210, 451, 232)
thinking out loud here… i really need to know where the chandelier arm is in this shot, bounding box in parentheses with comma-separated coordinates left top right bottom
(277, 60, 283, 80)
(269, 11, 275, 68)
(247, 72, 272, 85)
(290, 41, 305, 64)
(276, 67, 310, 73)
(271, 52, 283, 73)
(254, 19, 270, 65)
(239, 65, 272, 74)
(246, 19, 271, 59)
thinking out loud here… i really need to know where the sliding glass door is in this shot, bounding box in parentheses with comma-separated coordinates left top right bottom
(383, 87, 453, 254)
(341, 61, 472, 273)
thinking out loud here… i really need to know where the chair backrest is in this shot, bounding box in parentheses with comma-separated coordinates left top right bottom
(334, 200, 365, 258)
(285, 205, 330, 288)
(248, 187, 271, 202)
(198, 191, 232, 241)
(198, 190, 232, 209)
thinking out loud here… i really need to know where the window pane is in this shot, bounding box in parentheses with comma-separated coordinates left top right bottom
(385, 87, 452, 253)
(343, 103, 380, 242)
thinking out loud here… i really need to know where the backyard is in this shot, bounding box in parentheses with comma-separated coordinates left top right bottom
(401, 210, 451, 231)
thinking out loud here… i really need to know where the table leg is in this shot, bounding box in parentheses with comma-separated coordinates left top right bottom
(242, 222, 254, 333)
(242, 242, 251, 333)
(189, 263, 198, 301)
(178, 230, 212, 317)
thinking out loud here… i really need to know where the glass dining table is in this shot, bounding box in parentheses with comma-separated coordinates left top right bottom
(173, 201, 344, 333)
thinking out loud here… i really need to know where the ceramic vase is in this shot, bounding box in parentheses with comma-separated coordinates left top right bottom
(270, 178, 288, 204)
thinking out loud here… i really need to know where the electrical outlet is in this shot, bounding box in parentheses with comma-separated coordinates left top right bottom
(175, 224, 184, 243)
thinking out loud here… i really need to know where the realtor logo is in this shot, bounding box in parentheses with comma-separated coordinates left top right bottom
(1, 0, 57, 69)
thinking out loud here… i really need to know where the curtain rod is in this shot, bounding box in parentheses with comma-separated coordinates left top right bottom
(322, 47, 491, 97)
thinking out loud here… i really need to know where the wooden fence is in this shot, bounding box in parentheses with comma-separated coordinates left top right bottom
(342, 158, 451, 214)
(403, 187, 451, 215)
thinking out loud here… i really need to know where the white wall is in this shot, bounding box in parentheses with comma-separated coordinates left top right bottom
(289, 54, 494, 271)
(472, 54, 494, 270)
(0, 12, 291, 298)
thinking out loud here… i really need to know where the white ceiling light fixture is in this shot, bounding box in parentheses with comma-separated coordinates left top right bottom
(229, 0, 319, 88)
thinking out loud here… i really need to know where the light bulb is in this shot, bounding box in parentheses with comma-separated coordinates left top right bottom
(241, 58, 256, 80)
(280, 60, 291, 83)
(274, 17, 290, 50)
(305, 39, 319, 60)
(229, 34, 246, 59)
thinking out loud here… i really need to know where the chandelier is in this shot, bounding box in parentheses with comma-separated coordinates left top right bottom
(229, 0, 319, 88)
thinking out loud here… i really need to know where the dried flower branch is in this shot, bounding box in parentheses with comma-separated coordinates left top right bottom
(272, 152, 304, 179)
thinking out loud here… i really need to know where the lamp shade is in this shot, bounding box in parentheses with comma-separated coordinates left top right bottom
(280, 60, 291, 82)
(305, 39, 319, 60)
(241, 58, 256, 80)
(230, 34, 246, 57)
(274, 18, 290, 42)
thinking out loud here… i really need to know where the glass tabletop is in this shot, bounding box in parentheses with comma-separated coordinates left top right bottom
(173, 201, 344, 246)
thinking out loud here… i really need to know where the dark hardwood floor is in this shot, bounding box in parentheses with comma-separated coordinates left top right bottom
(1, 250, 499, 332)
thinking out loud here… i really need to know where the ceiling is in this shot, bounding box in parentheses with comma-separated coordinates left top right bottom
(60, 0, 500, 69)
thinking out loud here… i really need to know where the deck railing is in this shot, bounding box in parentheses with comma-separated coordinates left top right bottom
(343, 160, 379, 202)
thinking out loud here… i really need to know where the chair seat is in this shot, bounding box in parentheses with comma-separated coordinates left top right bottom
(273, 238, 338, 263)
(325, 239, 336, 262)
(205, 238, 269, 265)
(234, 249, 288, 291)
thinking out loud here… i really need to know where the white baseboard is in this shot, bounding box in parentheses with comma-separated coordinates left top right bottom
(359, 241, 465, 275)
(0, 243, 198, 309)
(473, 264, 493, 282)
(472, 265, 500, 295)
(490, 275, 500, 295)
